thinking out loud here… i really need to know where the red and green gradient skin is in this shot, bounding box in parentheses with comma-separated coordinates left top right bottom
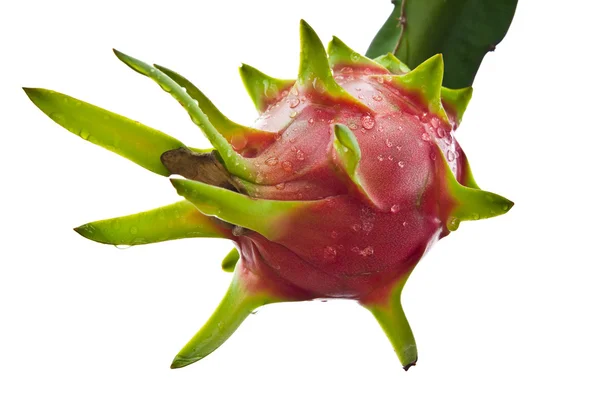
(24, 20, 512, 371)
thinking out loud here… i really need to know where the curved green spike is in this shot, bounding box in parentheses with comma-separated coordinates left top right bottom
(298, 21, 371, 110)
(327, 36, 389, 73)
(112, 50, 255, 181)
(438, 147, 513, 230)
(360, 273, 417, 371)
(221, 248, 240, 272)
(332, 124, 370, 195)
(373, 53, 411, 75)
(238, 64, 295, 113)
(170, 178, 308, 241)
(171, 267, 282, 369)
(23, 88, 184, 176)
(441, 87, 473, 126)
(155, 64, 276, 151)
(74, 201, 232, 246)
(392, 54, 449, 124)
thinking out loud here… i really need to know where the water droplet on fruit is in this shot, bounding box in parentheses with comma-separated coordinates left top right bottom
(265, 157, 278, 166)
(115, 244, 132, 250)
(372, 94, 383, 102)
(351, 52, 360, 62)
(331, 231, 338, 239)
(447, 217, 460, 231)
(377, 154, 384, 161)
(361, 115, 375, 130)
(289, 111, 298, 118)
(356, 87, 362, 92)
(421, 133, 430, 141)
(275, 182, 286, 190)
(324, 246, 337, 261)
(352, 224, 361, 232)
(296, 150, 305, 160)
(308, 118, 314, 124)
(391, 204, 400, 213)
(431, 118, 440, 129)
(79, 129, 90, 140)
(377, 125, 384, 133)
(388, 155, 394, 161)
(436, 128, 446, 138)
(231, 134, 248, 151)
(359, 246, 374, 257)
(291, 86, 299, 96)
(282, 161, 293, 172)
(312, 78, 326, 94)
(349, 122, 358, 130)
(376, 76, 384, 84)
(341, 66, 353, 74)
(398, 161, 405, 168)
(402, 221, 408, 227)
(430, 151, 437, 160)
(447, 150, 456, 162)
(130, 226, 138, 235)
(288, 97, 300, 108)
(385, 139, 393, 148)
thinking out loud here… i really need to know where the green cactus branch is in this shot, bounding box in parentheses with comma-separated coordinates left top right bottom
(366, 0, 518, 88)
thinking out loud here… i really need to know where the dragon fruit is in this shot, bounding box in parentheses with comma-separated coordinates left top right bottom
(24, 20, 512, 371)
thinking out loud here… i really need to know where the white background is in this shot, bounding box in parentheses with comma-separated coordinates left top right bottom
(1, 1, 599, 399)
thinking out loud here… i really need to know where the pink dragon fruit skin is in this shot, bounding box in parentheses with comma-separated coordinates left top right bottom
(24, 20, 512, 371)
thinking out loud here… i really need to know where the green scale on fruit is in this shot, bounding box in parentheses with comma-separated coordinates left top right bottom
(25, 20, 512, 371)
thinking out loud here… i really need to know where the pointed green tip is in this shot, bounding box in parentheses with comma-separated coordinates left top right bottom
(73, 224, 106, 243)
(170, 355, 201, 369)
(451, 187, 514, 224)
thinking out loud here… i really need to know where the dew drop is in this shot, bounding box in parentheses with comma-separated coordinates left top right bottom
(288, 97, 300, 108)
(377, 154, 384, 161)
(129, 226, 138, 235)
(436, 127, 446, 138)
(361, 115, 375, 130)
(275, 182, 286, 190)
(341, 66, 353, 74)
(352, 224, 361, 232)
(431, 118, 440, 129)
(296, 150, 305, 160)
(430, 151, 437, 160)
(282, 161, 293, 172)
(359, 246, 374, 257)
(372, 94, 383, 102)
(376, 76, 384, 84)
(385, 139, 393, 148)
(79, 129, 90, 140)
(402, 221, 408, 227)
(291, 86, 299, 96)
(349, 122, 358, 130)
(388, 155, 394, 161)
(289, 111, 298, 118)
(447, 217, 460, 231)
(324, 246, 337, 261)
(397, 161, 405, 168)
(447, 150, 456, 162)
(265, 157, 278, 166)
(391, 204, 400, 213)
(231, 134, 248, 151)
(308, 118, 314, 124)
(421, 133, 430, 141)
(377, 125, 384, 133)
